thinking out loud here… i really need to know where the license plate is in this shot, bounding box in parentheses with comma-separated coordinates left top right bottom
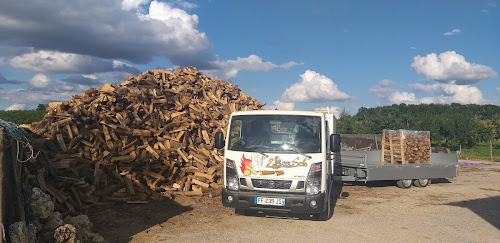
(255, 197, 285, 206)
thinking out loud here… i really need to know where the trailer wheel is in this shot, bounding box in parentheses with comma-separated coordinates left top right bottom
(396, 179, 412, 189)
(413, 179, 430, 187)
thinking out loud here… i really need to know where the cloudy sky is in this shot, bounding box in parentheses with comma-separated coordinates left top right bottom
(0, 0, 498, 116)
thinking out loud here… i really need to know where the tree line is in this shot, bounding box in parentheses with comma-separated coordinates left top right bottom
(337, 103, 500, 149)
(0, 104, 47, 125)
(2, 103, 499, 149)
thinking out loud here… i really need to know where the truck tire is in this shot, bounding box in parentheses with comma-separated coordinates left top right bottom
(396, 179, 412, 189)
(413, 179, 430, 187)
(315, 179, 332, 221)
(315, 196, 331, 221)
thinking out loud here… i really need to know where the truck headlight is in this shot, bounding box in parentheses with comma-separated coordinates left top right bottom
(306, 180, 320, 195)
(226, 159, 239, 190)
(306, 162, 322, 195)
(227, 176, 239, 190)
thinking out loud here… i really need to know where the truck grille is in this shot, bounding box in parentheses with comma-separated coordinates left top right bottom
(296, 181, 305, 189)
(251, 179, 292, 189)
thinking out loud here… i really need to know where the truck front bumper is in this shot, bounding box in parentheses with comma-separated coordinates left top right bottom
(222, 188, 327, 213)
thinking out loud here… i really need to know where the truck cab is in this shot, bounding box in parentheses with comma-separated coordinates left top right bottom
(215, 110, 340, 220)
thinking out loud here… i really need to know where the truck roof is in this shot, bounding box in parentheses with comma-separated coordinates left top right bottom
(230, 110, 325, 117)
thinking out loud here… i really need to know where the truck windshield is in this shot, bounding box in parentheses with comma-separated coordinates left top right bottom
(228, 115, 321, 153)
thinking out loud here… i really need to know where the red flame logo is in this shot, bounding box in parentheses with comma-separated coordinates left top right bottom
(240, 154, 252, 173)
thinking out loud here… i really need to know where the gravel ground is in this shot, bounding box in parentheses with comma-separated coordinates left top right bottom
(87, 162, 500, 243)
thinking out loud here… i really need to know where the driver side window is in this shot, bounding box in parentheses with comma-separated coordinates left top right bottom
(228, 120, 242, 148)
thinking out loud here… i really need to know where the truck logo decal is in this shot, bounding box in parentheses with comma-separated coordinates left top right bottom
(267, 180, 275, 188)
(240, 154, 258, 175)
(266, 156, 308, 169)
(240, 154, 285, 176)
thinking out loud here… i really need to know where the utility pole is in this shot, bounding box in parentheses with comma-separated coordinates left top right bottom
(490, 139, 493, 161)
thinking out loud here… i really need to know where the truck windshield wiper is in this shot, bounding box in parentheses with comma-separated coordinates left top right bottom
(281, 144, 312, 160)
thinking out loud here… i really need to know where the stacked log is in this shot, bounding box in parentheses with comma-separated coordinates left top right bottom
(381, 129, 431, 165)
(402, 130, 431, 164)
(30, 67, 264, 212)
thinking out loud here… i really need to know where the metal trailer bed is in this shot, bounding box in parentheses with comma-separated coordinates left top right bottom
(333, 151, 458, 182)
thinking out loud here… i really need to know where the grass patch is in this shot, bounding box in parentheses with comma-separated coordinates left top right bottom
(458, 140, 500, 161)
(336, 204, 353, 209)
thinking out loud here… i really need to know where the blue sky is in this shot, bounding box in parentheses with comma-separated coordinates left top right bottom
(0, 0, 498, 116)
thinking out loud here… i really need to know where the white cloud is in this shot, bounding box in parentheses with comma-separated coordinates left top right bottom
(411, 51, 497, 84)
(280, 61, 303, 69)
(0, 1, 292, 80)
(121, 0, 150, 10)
(410, 46, 417, 50)
(410, 84, 483, 104)
(0, 72, 100, 109)
(409, 83, 482, 102)
(0, 76, 94, 108)
(368, 79, 401, 105)
(497, 87, 500, 92)
(267, 100, 295, 110)
(171, 0, 198, 9)
(389, 86, 483, 105)
(8, 50, 141, 74)
(5, 103, 26, 111)
(123, 0, 197, 10)
(315, 107, 341, 119)
(369, 79, 484, 105)
(29, 74, 87, 92)
(0, 89, 81, 108)
(0, 0, 210, 65)
(388, 92, 417, 104)
(443, 29, 461, 36)
(202, 55, 302, 79)
(414, 84, 483, 104)
(29, 73, 52, 88)
(111, 60, 140, 72)
(369, 79, 396, 94)
(83, 74, 97, 80)
(280, 70, 354, 103)
(483, 3, 497, 14)
(137, 0, 208, 55)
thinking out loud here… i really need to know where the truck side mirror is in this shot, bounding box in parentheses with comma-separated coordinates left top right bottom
(330, 134, 341, 152)
(214, 130, 225, 149)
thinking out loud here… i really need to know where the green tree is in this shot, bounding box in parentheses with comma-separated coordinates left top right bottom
(36, 104, 47, 111)
(338, 103, 500, 149)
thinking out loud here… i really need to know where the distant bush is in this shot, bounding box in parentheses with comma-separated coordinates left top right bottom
(0, 104, 47, 124)
(337, 103, 500, 149)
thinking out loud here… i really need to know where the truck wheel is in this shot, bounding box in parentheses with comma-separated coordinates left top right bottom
(413, 179, 430, 187)
(396, 179, 412, 189)
(315, 180, 332, 221)
(315, 196, 331, 221)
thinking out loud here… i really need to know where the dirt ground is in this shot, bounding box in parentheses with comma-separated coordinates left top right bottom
(86, 161, 500, 243)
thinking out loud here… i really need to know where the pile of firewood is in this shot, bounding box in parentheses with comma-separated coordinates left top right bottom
(381, 129, 431, 165)
(402, 130, 431, 164)
(29, 67, 264, 213)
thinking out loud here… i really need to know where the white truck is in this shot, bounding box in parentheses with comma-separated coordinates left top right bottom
(214, 110, 458, 220)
